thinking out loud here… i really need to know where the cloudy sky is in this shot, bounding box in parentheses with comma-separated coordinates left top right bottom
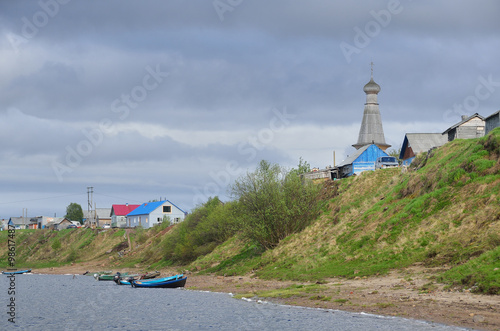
(1, 0, 499, 219)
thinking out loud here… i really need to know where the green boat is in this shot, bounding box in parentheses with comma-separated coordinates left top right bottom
(95, 272, 142, 281)
(95, 272, 126, 281)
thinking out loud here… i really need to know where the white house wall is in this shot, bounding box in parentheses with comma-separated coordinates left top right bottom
(126, 201, 186, 229)
(147, 202, 186, 228)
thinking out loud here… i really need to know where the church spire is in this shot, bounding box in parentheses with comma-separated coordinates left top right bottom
(352, 65, 391, 151)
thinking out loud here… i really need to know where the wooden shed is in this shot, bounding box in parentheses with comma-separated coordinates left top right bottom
(399, 133, 448, 166)
(485, 110, 500, 135)
(442, 113, 485, 142)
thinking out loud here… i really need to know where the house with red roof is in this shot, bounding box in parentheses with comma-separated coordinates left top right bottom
(110, 204, 140, 228)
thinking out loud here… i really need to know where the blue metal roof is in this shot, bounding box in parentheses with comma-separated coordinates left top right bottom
(337, 144, 388, 177)
(127, 200, 187, 216)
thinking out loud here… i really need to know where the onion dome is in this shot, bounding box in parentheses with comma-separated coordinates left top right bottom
(363, 77, 381, 94)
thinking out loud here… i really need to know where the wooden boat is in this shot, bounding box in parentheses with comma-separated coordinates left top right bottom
(114, 276, 134, 285)
(113, 272, 140, 285)
(130, 274, 187, 288)
(2, 269, 31, 275)
(95, 272, 130, 281)
(85, 270, 112, 276)
(140, 270, 160, 279)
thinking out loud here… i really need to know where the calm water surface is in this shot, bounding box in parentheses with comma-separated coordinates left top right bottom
(1, 274, 466, 330)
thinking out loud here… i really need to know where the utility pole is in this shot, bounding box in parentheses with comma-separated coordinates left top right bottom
(22, 208, 27, 229)
(87, 187, 95, 228)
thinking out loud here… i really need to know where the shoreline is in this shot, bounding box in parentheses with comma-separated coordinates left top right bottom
(32, 264, 499, 330)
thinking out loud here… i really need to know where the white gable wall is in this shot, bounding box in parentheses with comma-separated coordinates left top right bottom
(147, 201, 185, 228)
(127, 201, 186, 229)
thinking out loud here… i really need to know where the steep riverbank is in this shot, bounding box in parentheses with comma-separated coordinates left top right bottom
(3, 130, 500, 330)
(33, 263, 499, 330)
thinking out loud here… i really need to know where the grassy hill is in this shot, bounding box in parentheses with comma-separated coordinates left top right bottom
(191, 128, 500, 294)
(1, 128, 499, 294)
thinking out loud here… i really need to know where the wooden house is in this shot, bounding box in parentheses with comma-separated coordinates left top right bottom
(110, 204, 140, 228)
(126, 200, 187, 229)
(84, 208, 112, 228)
(399, 133, 448, 166)
(96, 208, 112, 227)
(56, 218, 73, 230)
(8, 217, 30, 230)
(485, 110, 500, 135)
(336, 144, 388, 178)
(443, 113, 485, 142)
(45, 217, 65, 230)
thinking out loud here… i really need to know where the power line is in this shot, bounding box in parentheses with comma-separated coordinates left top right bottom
(0, 193, 84, 205)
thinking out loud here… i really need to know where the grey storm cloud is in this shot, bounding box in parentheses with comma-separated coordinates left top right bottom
(0, 0, 499, 218)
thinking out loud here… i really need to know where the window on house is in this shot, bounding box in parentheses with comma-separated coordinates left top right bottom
(174, 217, 180, 223)
(157, 217, 161, 222)
(163, 206, 171, 213)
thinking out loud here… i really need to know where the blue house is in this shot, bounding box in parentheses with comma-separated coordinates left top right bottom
(337, 144, 388, 178)
(126, 200, 187, 229)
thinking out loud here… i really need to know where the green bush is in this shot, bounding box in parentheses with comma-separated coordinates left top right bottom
(231, 160, 321, 249)
(162, 197, 239, 263)
(51, 238, 61, 250)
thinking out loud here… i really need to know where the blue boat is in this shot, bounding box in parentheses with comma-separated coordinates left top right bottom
(2, 269, 31, 275)
(130, 274, 187, 288)
(114, 272, 133, 285)
(116, 278, 132, 285)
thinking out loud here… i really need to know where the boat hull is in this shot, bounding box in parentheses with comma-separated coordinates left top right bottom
(140, 271, 160, 279)
(131, 275, 187, 288)
(116, 279, 131, 285)
(2, 269, 31, 275)
(96, 274, 117, 281)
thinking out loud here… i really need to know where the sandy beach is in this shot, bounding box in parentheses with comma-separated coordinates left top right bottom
(31, 262, 499, 330)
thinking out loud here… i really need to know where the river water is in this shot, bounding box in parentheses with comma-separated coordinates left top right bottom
(1, 274, 465, 330)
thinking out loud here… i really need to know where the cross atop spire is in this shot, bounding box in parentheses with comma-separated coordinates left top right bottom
(370, 61, 374, 78)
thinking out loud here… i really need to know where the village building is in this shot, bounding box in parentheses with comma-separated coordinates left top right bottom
(8, 217, 31, 230)
(126, 200, 187, 229)
(29, 218, 39, 229)
(338, 69, 391, 177)
(96, 208, 112, 227)
(485, 110, 500, 135)
(110, 204, 140, 228)
(84, 208, 112, 228)
(352, 68, 391, 151)
(442, 113, 485, 142)
(55, 218, 73, 230)
(336, 144, 389, 178)
(45, 217, 66, 230)
(30, 216, 60, 229)
(303, 67, 392, 180)
(399, 133, 448, 166)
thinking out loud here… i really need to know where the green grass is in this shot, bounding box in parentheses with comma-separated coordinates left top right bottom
(438, 246, 500, 294)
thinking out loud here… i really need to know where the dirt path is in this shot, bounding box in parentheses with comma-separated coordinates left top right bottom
(34, 263, 499, 330)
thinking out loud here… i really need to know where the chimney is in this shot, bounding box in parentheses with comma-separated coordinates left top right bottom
(461, 115, 468, 121)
